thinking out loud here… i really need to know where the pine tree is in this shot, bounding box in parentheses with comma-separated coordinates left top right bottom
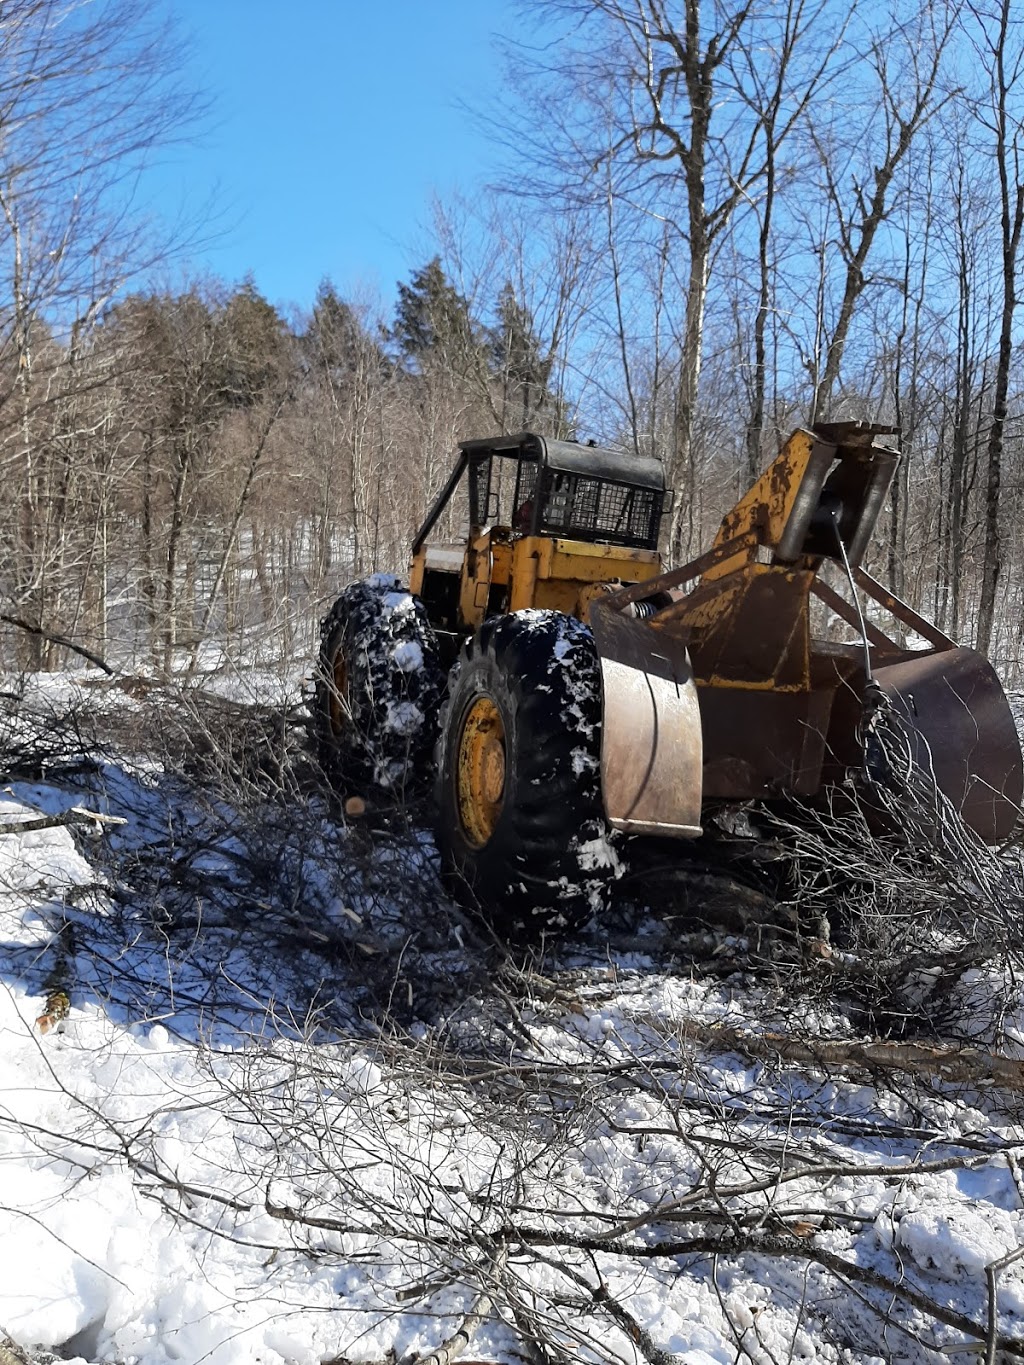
(221, 277, 290, 406)
(306, 281, 385, 383)
(390, 258, 479, 375)
(489, 283, 556, 431)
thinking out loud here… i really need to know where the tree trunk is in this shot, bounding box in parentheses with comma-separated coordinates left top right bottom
(976, 0, 1023, 657)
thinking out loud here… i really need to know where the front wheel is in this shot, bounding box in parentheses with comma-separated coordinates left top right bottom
(315, 575, 443, 794)
(435, 610, 622, 939)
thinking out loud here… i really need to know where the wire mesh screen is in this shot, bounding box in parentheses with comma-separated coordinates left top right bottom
(539, 474, 661, 549)
(468, 458, 490, 527)
(512, 461, 540, 528)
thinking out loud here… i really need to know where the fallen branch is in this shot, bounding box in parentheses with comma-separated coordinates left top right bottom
(0, 806, 127, 836)
(699, 1021, 1024, 1090)
(0, 613, 114, 674)
(502, 1228, 1024, 1359)
(987, 1244, 1024, 1365)
(0, 1337, 31, 1365)
(414, 1245, 508, 1365)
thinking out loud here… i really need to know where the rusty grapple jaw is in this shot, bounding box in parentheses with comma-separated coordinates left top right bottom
(856, 647, 1023, 846)
(777, 422, 900, 569)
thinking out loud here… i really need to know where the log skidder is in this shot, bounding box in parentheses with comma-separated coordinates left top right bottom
(434, 611, 623, 939)
(315, 575, 444, 796)
(317, 424, 1022, 942)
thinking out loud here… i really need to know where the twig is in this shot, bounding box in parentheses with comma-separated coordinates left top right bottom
(986, 1243, 1024, 1365)
(589, 1278, 681, 1365)
(503, 1228, 1024, 1358)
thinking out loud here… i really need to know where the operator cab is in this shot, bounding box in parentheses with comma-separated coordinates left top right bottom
(459, 433, 666, 549)
(409, 432, 668, 650)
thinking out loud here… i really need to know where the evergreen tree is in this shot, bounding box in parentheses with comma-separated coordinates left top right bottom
(306, 280, 385, 383)
(390, 257, 479, 374)
(221, 277, 290, 405)
(490, 282, 556, 430)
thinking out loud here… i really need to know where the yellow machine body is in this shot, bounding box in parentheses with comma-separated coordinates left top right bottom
(407, 432, 669, 639)
(409, 531, 661, 632)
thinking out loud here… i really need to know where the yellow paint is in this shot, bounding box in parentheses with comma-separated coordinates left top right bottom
(408, 547, 426, 598)
(491, 539, 513, 585)
(458, 530, 510, 629)
(413, 528, 662, 631)
(504, 536, 661, 613)
(698, 677, 806, 692)
(705, 429, 817, 580)
(534, 537, 660, 583)
(456, 695, 505, 846)
(668, 562, 812, 690)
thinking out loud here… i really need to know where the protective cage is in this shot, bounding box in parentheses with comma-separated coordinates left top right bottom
(460, 432, 668, 549)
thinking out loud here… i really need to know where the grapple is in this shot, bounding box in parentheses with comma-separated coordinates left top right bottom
(589, 423, 1023, 844)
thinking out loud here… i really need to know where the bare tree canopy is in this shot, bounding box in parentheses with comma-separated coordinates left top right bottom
(0, 0, 1019, 676)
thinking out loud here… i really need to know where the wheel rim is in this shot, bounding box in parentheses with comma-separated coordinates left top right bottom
(456, 695, 506, 846)
(328, 650, 349, 737)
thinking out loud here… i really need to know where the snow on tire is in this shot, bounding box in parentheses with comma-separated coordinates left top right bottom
(316, 575, 444, 794)
(435, 609, 623, 939)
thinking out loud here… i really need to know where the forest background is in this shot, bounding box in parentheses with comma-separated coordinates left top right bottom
(4, 0, 1024, 682)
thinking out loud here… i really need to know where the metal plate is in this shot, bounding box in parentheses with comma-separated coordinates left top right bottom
(590, 601, 703, 837)
(873, 646, 1023, 843)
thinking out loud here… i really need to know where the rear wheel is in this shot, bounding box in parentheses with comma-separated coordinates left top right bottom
(315, 576, 444, 794)
(435, 610, 622, 938)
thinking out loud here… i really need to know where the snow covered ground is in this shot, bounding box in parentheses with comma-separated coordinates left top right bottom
(0, 674, 1023, 1364)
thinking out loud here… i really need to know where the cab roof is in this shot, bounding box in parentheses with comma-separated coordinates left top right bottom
(458, 432, 665, 493)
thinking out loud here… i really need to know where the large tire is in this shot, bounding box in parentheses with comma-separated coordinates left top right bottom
(315, 575, 444, 794)
(435, 609, 623, 938)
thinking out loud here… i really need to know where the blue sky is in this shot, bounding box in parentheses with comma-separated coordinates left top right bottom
(156, 1, 518, 316)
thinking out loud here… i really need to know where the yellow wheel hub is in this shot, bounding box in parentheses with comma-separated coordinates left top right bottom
(456, 695, 506, 847)
(328, 652, 349, 736)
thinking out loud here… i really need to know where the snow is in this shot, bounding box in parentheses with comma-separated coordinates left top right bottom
(897, 1203, 1019, 1276)
(384, 698, 423, 736)
(0, 674, 1021, 1363)
(393, 640, 424, 673)
(575, 830, 625, 874)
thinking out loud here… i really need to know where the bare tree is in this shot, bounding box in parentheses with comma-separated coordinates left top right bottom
(964, 0, 1024, 655)
(806, 3, 954, 421)
(729, 0, 838, 481)
(932, 123, 997, 638)
(513, 1, 843, 559)
(0, 0, 203, 664)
